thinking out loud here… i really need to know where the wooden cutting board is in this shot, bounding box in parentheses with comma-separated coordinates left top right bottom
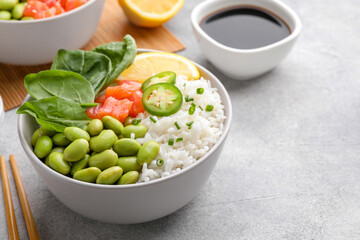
(0, 0, 185, 111)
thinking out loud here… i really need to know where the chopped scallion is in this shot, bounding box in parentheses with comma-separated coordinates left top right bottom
(185, 95, 194, 102)
(205, 105, 214, 112)
(150, 116, 157, 123)
(174, 121, 181, 130)
(196, 88, 204, 94)
(131, 118, 142, 125)
(199, 106, 203, 111)
(168, 138, 174, 146)
(176, 137, 183, 142)
(189, 105, 196, 115)
(186, 121, 194, 129)
(156, 159, 164, 167)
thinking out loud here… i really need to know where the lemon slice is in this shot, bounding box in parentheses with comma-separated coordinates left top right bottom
(118, 0, 184, 27)
(119, 52, 201, 82)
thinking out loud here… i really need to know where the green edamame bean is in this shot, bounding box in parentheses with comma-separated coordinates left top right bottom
(0, 10, 11, 20)
(88, 119, 103, 136)
(12, 2, 26, 19)
(31, 128, 41, 147)
(88, 149, 117, 170)
(102, 116, 124, 135)
(113, 138, 141, 156)
(39, 126, 57, 137)
(0, 0, 18, 10)
(123, 116, 133, 126)
(21, 16, 34, 20)
(63, 139, 89, 162)
(52, 133, 71, 147)
(96, 166, 123, 184)
(45, 147, 65, 166)
(34, 135, 53, 159)
(117, 156, 141, 173)
(73, 167, 101, 183)
(89, 129, 117, 152)
(122, 124, 147, 138)
(64, 127, 90, 141)
(117, 171, 139, 185)
(137, 141, 160, 165)
(49, 152, 70, 175)
(70, 154, 90, 175)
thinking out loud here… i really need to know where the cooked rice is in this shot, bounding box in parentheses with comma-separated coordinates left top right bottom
(136, 75, 226, 182)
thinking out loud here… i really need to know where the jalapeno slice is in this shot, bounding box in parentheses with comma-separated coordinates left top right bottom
(142, 83, 183, 116)
(141, 71, 176, 91)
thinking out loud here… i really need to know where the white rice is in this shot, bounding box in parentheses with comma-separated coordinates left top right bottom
(136, 75, 226, 182)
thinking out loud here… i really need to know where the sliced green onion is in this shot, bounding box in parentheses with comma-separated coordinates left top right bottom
(196, 88, 204, 94)
(205, 105, 214, 112)
(131, 118, 142, 125)
(168, 138, 174, 146)
(150, 116, 157, 123)
(174, 121, 181, 130)
(199, 106, 203, 111)
(183, 83, 186, 89)
(191, 102, 196, 107)
(186, 121, 194, 129)
(156, 159, 164, 167)
(176, 137, 183, 142)
(185, 95, 194, 102)
(189, 105, 196, 115)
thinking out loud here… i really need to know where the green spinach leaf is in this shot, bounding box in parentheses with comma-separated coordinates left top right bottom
(92, 34, 137, 87)
(51, 50, 111, 94)
(17, 97, 91, 132)
(24, 70, 95, 104)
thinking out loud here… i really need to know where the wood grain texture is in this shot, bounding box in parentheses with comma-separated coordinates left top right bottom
(0, 0, 185, 111)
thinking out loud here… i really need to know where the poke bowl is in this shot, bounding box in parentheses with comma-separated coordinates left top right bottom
(17, 47, 232, 224)
(0, 0, 105, 65)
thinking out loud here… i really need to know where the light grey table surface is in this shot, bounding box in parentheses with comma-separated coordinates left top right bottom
(1, 0, 360, 239)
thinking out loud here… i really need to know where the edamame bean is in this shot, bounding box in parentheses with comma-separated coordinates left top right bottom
(12, 2, 25, 19)
(117, 171, 139, 185)
(137, 141, 160, 165)
(64, 127, 90, 141)
(39, 126, 57, 137)
(123, 116, 133, 126)
(63, 139, 89, 162)
(45, 147, 65, 166)
(0, 10, 11, 20)
(0, 0, 18, 10)
(31, 128, 41, 147)
(113, 138, 141, 156)
(21, 16, 34, 20)
(102, 116, 124, 135)
(122, 124, 147, 138)
(52, 133, 71, 147)
(88, 119, 103, 136)
(34, 135, 53, 159)
(88, 149, 117, 170)
(89, 129, 117, 152)
(70, 154, 90, 175)
(117, 156, 141, 173)
(96, 166, 123, 184)
(73, 167, 101, 183)
(49, 152, 70, 175)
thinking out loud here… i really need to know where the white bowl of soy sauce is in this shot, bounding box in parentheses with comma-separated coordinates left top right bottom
(191, 0, 302, 80)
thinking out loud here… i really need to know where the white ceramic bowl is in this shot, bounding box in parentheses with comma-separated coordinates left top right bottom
(0, 0, 105, 65)
(191, 0, 302, 80)
(17, 52, 232, 224)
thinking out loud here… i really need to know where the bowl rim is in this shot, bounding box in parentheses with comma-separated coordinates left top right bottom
(191, 0, 302, 53)
(0, 0, 98, 24)
(17, 48, 233, 190)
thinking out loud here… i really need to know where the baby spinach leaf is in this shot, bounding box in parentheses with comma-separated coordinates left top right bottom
(17, 97, 91, 132)
(92, 34, 137, 87)
(51, 50, 111, 94)
(24, 70, 95, 104)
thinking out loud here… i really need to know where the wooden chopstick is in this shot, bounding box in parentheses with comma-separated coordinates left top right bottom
(9, 155, 40, 240)
(0, 156, 20, 240)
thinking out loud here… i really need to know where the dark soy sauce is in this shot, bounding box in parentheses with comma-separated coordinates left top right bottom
(200, 6, 291, 49)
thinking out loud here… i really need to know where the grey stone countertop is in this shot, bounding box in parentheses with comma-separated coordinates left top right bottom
(1, 0, 360, 239)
